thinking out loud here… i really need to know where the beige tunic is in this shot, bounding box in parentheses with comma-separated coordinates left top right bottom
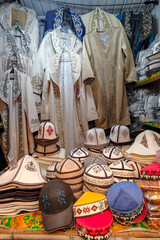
(82, 7, 123, 34)
(83, 28, 135, 130)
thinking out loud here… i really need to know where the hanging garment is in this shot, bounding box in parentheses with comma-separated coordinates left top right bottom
(83, 27, 135, 130)
(0, 2, 39, 56)
(41, 52, 89, 155)
(0, 114, 8, 171)
(81, 7, 123, 34)
(0, 69, 39, 166)
(33, 27, 97, 155)
(117, 10, 154, 60)
(43, 7, 85, 41)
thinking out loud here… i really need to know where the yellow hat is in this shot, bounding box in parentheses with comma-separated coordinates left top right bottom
(73, 191, 108, 218)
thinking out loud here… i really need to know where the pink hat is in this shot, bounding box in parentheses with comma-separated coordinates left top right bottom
(76, 209, 113, 240)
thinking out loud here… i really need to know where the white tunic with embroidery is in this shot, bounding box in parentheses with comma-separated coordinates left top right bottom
(32, 27, 98, 155)
(0, 69, 39, 166)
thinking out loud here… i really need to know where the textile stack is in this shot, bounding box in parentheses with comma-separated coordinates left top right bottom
(0, 155, 46, 217)
(136, 151, 160, 230)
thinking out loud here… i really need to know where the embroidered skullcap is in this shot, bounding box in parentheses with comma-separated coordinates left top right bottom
(109, 125, 132, 145)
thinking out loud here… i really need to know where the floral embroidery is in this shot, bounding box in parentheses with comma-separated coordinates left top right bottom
(57, 189, 67, 205)
(46, 125, 54, 136)
(42, 193, 50, 210)
(140, 134, 149, 148)
(25, 161, 37, 172)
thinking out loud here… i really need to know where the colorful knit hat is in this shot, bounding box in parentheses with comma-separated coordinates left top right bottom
(102, 147, 125, 164)
(109, 160, 135, 182)
(107, 181, 147, 224)
(73, 192, 108, 218)
(68, 147, 89, 164)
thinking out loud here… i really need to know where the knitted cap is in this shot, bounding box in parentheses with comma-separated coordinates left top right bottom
(102, 147, 125, 163)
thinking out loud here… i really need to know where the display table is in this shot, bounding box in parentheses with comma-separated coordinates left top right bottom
(0, 211, 159, 239)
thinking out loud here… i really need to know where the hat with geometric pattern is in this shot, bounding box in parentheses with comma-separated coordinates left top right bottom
(73, 192, 108, 218)
(84, 156, 108, 170)
(109, 125, 132, 145)
(84, 128, 109, 150)
(35, 121, 59, 146)
(69, 147, 89, 164)
(109, 160, 135, 182)
(102, 147, 125, 164)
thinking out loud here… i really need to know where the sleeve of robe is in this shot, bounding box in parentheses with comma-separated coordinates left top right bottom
(25, 76, 40, 133)
(121, 28, 136, 84)
(31, 32, 54, 95)
(82, 35, 95, 82)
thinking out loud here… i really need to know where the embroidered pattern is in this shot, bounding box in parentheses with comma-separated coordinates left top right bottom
(57, 189, 67, 205)
(39, 126, 42, 135)
(140, 134, 149, 148)
(25, 161, 37, 172)
(83, 206, 90, 214)
(30, 119, 39, 126)
(42, 193, 51, 210)
(93, 165, 102, 174)
(113, 149, 121, 156)
(46, 125, 54, 136)
(99, 131, 105, 140)
(153, 133, 160, 147)
(9, 163, 18, 171)
(88, 133, 94, 142)
(122, 129, 128, 138)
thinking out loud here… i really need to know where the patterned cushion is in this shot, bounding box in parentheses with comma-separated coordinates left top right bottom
(141, 162, 160, 180)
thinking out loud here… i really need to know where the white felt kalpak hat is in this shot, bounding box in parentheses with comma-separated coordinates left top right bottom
(125, 130, 160, 156)
(84, 128, 109, 150)
(109, 125, 132, 145)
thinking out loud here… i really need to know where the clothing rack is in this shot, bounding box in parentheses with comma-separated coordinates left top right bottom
(17, 0, 159, 18)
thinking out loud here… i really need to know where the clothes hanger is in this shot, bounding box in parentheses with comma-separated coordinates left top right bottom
(14, 19, 22, 38)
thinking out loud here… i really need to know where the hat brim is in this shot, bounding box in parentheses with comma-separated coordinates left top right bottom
(114, 198, 147, 225)
(42, 203, 74, 232)
(84, 142, 109, 150)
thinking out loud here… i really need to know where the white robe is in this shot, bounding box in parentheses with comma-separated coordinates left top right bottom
(0, 70, 39, 166)
(32, 27, 98, 155)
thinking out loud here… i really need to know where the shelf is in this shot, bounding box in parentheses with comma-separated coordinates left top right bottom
(145, 122, 160, 129)
(135, 71, 160, 87)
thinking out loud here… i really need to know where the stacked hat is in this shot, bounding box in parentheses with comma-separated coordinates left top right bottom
(39, 179, 74, 232)
(0, 155, 46, 217)
(46, 162, 60, 181)
(68, 147, 89, 164)
(102, 147, 125, 164)
(73, 192, 113, 240)
(83, 163, 114, 195)
(55, 158, 84, 199)
(109, 160, 135, 182)
(125, 160, 141, 179)
(33, 121, 65, 179)
(137, 152, 160, 229)
(125, 130, 160, 167)
(109, 125, 132, 152)
(107, 181, 147, 225)
(84, 156, 108, 170)
(84, 128, 109, 156)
